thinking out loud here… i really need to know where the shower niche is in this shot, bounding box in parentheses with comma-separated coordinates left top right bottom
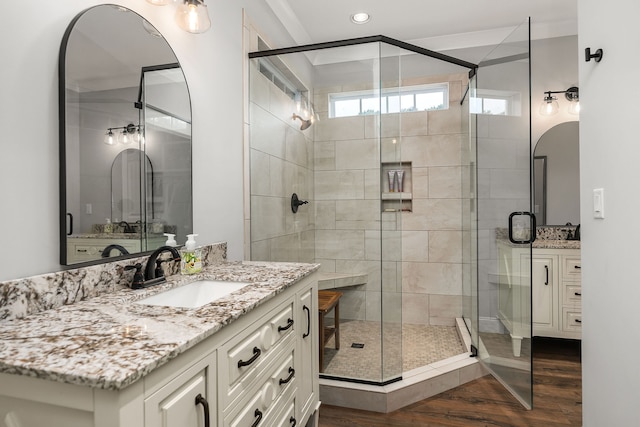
(382, 162, 412, 212)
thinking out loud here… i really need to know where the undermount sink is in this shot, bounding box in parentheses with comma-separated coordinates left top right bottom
(135, 280, 250, 309)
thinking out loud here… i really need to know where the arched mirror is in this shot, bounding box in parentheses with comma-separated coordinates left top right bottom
(533, 121, 579, 225)
(60, 5, 192, 265)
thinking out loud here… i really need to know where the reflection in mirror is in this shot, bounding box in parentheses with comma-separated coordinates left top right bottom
(60, 5, 192, 265)
(533, 121, 579, 225)
(111, 149, 154, 227)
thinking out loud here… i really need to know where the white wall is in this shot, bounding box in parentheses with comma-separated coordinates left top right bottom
(0, 0, 292, 281)
(531, 36, 579, 145)
(579, 1, 640, 425)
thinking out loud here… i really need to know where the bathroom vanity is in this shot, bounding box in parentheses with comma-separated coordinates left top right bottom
(497, 239, 581, 356)
(0, 262, 319, 427)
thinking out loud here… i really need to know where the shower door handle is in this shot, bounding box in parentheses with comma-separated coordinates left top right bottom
(508, 212, 536, 244)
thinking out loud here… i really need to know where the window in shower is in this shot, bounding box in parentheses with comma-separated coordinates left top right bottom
(469, 88, 522, 116)
(329, 82, 449, 118)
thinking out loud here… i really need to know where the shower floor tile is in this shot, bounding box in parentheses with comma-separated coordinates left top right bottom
(321, 320, 465, 382)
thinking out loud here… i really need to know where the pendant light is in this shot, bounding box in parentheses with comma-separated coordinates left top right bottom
(175, 0, 211, 34)
(146, 0, 171, 5)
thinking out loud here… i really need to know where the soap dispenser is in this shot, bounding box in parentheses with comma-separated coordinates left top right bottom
(180, 234, 202, 275)
(104, 218, 113, 234)
(163, 233, 177, 247)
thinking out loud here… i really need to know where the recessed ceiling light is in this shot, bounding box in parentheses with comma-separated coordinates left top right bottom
(351, 12, 370, 24)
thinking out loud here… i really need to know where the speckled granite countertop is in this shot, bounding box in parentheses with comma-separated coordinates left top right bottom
(68, 232, 165, 239)
(497, 238, 580, 250)
(0, 261, 319, 391)
(532, 239, 580, 249)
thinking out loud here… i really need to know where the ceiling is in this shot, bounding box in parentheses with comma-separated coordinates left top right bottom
(265, 0, 577, 54)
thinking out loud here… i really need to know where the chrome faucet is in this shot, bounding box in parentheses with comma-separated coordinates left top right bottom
(144, 246, 181, 285)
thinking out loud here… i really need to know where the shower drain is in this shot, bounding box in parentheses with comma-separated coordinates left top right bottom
(351, 343, 365, 349)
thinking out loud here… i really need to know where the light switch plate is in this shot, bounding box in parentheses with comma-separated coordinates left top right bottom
(593, 188, 604, 219)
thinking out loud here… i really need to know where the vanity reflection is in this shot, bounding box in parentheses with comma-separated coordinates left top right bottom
(60, 5, 192, 265)
(533, 121, 579, 225)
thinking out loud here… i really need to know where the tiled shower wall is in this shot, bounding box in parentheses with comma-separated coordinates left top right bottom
(248, 62, 468, 326)
(248, 61, 315, 263)
(313, 73, 468, 326)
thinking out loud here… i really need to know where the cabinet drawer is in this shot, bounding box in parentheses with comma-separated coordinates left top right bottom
(562, 308, 582, 332)
(220, 299, 295, 409)
(224, 386, 265, 427)
(272, 397, 296, 427)
(563, 284, 582, 306)
(562, 257, 582, 280)
(224, 302, 293, 384)
(223, 347, 296, 427)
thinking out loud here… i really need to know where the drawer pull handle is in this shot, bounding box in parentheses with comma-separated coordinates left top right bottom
(195, 394, 210, 427)
(278, 318, 294, 332)
(303, 305, 311, 338)
(279, 367, 295, 385)
(574, 292, 582, 296)
(290, 416, 297, 426)
(238, 347, 261, 368)
(544, 265, 549, 285)
(574, 265, 581, 269)
(575, 319, 582, 323)
(252, 409, 263, 427)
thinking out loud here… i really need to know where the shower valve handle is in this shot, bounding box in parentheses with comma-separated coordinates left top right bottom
(291, 193, 308, 213)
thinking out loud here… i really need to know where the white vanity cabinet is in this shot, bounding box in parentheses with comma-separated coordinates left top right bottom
(497, 242, 581, 356)
(0, 273, 319, 427)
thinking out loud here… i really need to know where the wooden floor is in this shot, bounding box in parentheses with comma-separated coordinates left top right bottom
(318, 337, 582, 427)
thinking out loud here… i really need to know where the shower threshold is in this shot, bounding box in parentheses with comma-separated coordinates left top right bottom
(318, 318, 487, 413)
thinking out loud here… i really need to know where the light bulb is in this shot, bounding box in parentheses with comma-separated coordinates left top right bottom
(132, 128, 145, 146)
(568, 100, 581, 115)
(119, 130, 132, 144)
(104, 130, 116, 145)
(175, 0, 211, 34)
(539, 95, 559, 116)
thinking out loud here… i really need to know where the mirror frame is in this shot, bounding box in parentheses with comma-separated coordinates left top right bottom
(58, 5, 192, 267)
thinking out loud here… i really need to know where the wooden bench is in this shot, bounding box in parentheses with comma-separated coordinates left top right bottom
(318, 290, 343, 373)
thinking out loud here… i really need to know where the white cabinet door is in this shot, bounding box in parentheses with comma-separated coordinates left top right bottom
(145, 353, 215, 427)
(532, 255, 556, 331)
(297, 285, 317, 423)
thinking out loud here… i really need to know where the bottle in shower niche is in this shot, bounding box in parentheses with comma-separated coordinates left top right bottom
(387, 170, 397, 192)
(396, 170, 405, 193)
(180, 234, 203, 275)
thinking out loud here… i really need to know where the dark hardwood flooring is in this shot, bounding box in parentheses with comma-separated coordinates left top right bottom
(318, 337, 582, 427)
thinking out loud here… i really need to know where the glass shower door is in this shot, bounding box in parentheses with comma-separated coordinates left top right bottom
(471, 18, 533, 408)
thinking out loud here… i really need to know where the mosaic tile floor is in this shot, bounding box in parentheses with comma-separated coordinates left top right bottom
(321, 320, 465, 381)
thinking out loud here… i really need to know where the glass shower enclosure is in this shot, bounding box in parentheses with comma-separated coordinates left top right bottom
(248, 36, 475, 385)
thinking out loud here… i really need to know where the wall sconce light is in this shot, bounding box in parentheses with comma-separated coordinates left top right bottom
(147, 0, 211, 34)
(539, 86, 579, 116)
(104, 124, 142, 145)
